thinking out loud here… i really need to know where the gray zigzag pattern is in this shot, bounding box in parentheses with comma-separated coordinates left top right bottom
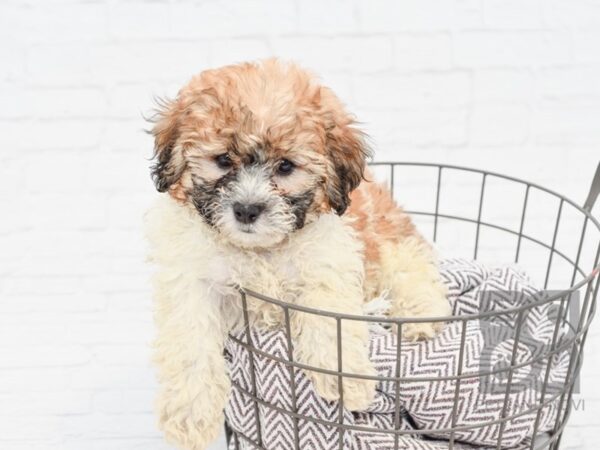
(225, 259, 569, 449)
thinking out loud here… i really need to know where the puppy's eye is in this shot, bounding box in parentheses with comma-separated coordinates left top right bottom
(215, 153, 233, 169)
(277, 159, 294, 175)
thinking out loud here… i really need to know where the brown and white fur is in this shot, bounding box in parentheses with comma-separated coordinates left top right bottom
(145, 59, 450, 450)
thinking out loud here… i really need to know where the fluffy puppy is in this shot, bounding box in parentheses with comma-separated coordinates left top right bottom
(145, 59, 450, 450)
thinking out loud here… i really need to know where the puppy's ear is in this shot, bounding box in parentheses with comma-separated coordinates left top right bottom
(321, 93, 371, 215)
(149, 98, 185, 193)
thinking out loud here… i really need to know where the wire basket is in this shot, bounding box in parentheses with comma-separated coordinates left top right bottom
(225, 162, 600, 450)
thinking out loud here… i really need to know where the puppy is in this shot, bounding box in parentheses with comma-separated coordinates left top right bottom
(145, 59, 450, 450)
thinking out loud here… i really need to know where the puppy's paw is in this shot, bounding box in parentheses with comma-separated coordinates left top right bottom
(341, 375, 378, 411)
(393, 286, 451, 341)
(309, 372, 341, 404)
(159, 397, 222, 450)
(308, 349, 377, 411)
(310, 371, 377, 411)
(401, 320, 445, 341)
(161, 416, 219, 450)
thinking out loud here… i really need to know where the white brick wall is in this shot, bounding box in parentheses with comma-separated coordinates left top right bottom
(1, 1, 599, 449)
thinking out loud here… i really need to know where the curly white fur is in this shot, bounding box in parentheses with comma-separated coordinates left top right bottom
(146, 196, 377, 450)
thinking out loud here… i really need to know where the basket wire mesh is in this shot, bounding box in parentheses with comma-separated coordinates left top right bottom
(224, 162, 600, 450)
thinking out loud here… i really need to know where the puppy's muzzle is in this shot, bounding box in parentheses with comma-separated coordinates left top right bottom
(233, 202, 265, 224)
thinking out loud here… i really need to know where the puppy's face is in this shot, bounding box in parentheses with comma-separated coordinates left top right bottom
(150, 60, 369, 249)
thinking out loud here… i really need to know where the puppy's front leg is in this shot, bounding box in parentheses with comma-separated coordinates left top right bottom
(381, 236, 450, 340)
(292, 287, 377, 411)
(153, 271, 229, 450)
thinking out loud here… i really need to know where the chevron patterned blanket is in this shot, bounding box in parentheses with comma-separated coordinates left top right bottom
(225, 259, 569, 449)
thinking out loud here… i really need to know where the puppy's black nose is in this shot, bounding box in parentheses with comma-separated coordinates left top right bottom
(233, 202, 265, 224)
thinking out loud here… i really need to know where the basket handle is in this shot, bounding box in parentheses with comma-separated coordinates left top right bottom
(584, 161, 600, 212)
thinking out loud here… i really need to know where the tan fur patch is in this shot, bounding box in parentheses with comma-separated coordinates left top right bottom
(347, 176, 419, 297)
(348, 180, 416, 258)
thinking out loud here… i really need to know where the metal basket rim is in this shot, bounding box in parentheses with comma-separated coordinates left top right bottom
(369, 161, 600, 228)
